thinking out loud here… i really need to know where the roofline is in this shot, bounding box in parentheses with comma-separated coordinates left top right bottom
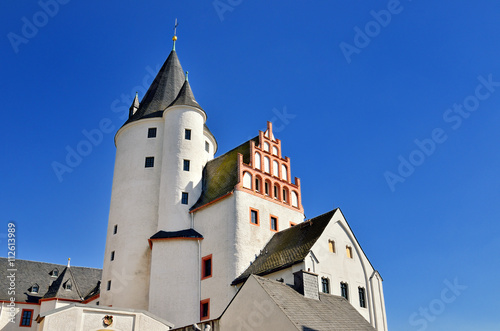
(231, 260, 304, 285)
(190, 191, 233, 213)
(0, 257, 101, 271)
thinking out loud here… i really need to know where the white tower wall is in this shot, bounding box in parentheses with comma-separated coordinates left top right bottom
(101, 118, 164, 310)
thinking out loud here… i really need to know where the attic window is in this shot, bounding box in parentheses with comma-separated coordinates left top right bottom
(31, 284, 39, 294)
(346, 245, 353, 259)
(148, 127, 157, 138)
(50, 269, 59, 277)
(65, 281, 72, 291)
(328, 240, 336, 253)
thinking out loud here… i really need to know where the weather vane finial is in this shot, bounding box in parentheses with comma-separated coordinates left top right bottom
(172, 18, 178, 51)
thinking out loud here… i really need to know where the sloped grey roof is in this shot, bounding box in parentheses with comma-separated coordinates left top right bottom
(0, 258, 101, 303)
(190, 136, 259, 211)
(125, 50, 185, 124)
(150, 229, 203, 240)
(232, 210, 336, 285)
(253, 275, 376, 331)
(168, 79, 203, 110)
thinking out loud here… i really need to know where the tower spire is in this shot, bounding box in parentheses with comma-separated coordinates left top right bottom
(172, 18, 178, 51)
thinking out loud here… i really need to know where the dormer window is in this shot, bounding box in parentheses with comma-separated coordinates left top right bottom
(50, 268, 59, 277)
(64, 281, 72, 291)
(31, 284, 39, 294)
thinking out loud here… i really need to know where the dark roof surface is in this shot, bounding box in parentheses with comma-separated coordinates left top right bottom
(125, 50, 185, 124)
(0, 258, 101, 303)
(150, 229, 203, 240)
(190, 137, 258, 211)
(253, 275, 376, 330)
(168, 78, 203, 110)
(232, 209, 337, 285)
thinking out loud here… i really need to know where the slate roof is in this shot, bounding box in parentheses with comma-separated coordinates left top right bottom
(190, 136, 259, 211)
(150, 229, 203, 240)
(168, 78, 203, 110)
(232, 209, 337, 285)
(125, 50, 186, 124)
(0, 258, 101, 303)
(253, 275, 376, 331)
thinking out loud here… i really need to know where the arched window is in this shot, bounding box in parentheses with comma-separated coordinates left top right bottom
(255, 176, 262, 193)
(273, 184, 280, 200)
(243, 172, 252, 189)
(282, 187, 289, 203)
(291, 191, 298, 207)
(281, 164, 288, 181)
(272, 160, 279, 177)
(264, 180, 271, 196)
(272, 146, 278, 156)
(321, 278, 330, 294)
(254, 152, 261, 170)
(264, 142, 270, 152)
(264, 157, 270, 173)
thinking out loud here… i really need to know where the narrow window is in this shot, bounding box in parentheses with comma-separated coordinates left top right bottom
(341, 282, 349, 300)
(19, 309, 33, 327)
(201, 255, 212, 280)
(283, 188, 288, 203)
(270, 216, 278, 232)
(145, 156, 154, 168)
(181, 192, 189, 205)
(111, 251, 115, 261)
(281, 164, 288, 181)
(205, 141, 210, 152)
(183, 159, 190, 171)
(254, 152, 261, 170)
(264, 181, 270, 196)
(107, 280, 111, 291)
(264, 142, 270, 152)
(185, 129, 191, 140)
(321, 278, 330, 294)
(359, 287, 367, 308)
(273, 185, 279, 200)
(250, 208, 259, 226)
(96, 301, 99, 306)
(255, 177, 261, 192)
(147, 127, 157, 138)
(346, 246, 353, 259)
(273, 160, 279, 176)
(113, 225, 117, 234)
(200, 299, 210, 320)
(264, 156, 270, 173)
(329, 240, 336, 253)
(272, 145, 278, 156)
(291, 191, 299, 207)
(242, 172, 252, 189)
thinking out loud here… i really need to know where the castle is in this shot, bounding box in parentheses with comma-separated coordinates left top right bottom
(0, 35, 387, 331)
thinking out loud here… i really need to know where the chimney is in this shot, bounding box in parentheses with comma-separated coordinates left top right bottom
(293, 270, 319, 300)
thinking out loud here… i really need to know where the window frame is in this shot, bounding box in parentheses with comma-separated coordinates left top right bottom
(181, 192, 189, 205)
(183, 159, 190, 171)
(205, 141, 210, 152)
(201, 254, 212, 280)
(147, 127, 157, 138)
(270, 215, 279, 232)
(341, 282, 349, 300)
(321, 277, 330, 294)
(359, 287, 367, 308)
(111, 251, 115, 261)
(145, 156, 155, 168)
(200, 298, 210, 320)
(185, 129, 192, 140)
(346, 245, 353, 259)
(329, 240, 336, 253)
(19, 309, 34, 327)
(250, 208, 259, 226)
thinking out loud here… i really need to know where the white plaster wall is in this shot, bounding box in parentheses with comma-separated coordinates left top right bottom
(260, 262, 305, 286)
(219, 276, 296, 331)
(233, 190, 304, 278)
(0, 302, 39, 331)
(149, 239, 200, 327)
(101, 118, 164, 310)
(370, 271, 388, 331)
(194, 196, 238, 321)
(158, 105, 207, 231)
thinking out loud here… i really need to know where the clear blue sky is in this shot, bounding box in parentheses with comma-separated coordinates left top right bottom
(2, 1, 499, 330)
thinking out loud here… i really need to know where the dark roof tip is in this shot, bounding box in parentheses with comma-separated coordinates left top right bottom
(167, 78, 204, 111)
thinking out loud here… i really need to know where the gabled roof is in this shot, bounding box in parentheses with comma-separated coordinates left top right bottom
(253, 275, 376, 330)
(43, 265, 84, 301)
(0, 258, 101, 303)
(125, 50, 185, 124)
(232, 209, 337, 285)
(190, 137, 259, 211)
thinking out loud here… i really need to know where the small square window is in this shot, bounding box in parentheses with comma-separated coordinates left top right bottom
(205, 141, 210, 152)
(270, 216, 278, 232)
(148, 127, 157, 138)
(107, 280, 111, 291)
(20, 309, 33, 327)
(250, 208, 259, 225)
(202, 255, 212, 280)
(113, 225, 117, 234)
(145, 156, 155, 168)
(181, 192, 189, 205)
(111, 251, 115, 261)
(200, 299, 210, 320)
(185, 129, 191, 140)
(183, 159, 190, 171)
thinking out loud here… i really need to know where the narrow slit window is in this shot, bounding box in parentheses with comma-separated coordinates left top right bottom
(359, 287, 367, 308)
(111, 251, 115, 261)
(322, 278, 330, 294)
(107, 280, 111, 291)
(205, 141, 210, 152)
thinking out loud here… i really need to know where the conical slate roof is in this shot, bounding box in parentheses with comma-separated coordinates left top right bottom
(127, 50, 185, 123)
(168, 78, 203, 110)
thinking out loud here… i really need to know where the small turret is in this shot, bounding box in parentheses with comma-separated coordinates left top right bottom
(128, 92, 140, 118)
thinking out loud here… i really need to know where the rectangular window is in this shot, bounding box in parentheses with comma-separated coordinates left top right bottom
(183, 159, 190, 171)
(321, 278, 330, 294)
(264, 182, 269, 196)
(107, 280, 111, 291)
(255, 178, 260, 192)
(20, 309, 33, 327)
(205, 141, 210, 152)
(359, 287, 367, 308)
(201, 254, 212, 280)
(250, 208, 259, 226)
(145, 156, 155, 168)
(113, 225, 117, 234)
(148, 127, 157, 138)
(181, 192, 189, 205)
(200, 299, 210, 320)
(341, 282, 349, 300)
(346, 245, 353, 259)
(329, 240, 336, 253)
(111, 251, 115, 261)
(270, 216, 278, 232)
(185, 129, 191, 140)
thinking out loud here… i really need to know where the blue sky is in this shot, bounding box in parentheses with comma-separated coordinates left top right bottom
(2, 1, 499, 330)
